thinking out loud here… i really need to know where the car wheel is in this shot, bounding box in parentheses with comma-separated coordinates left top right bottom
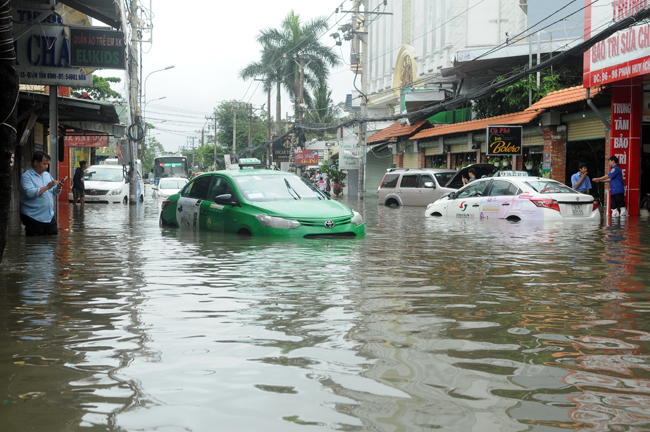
(122, 196, 128, 204)
(386, 199, 399, 208)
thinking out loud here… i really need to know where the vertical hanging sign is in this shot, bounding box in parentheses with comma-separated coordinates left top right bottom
(610, 78, 641, 215)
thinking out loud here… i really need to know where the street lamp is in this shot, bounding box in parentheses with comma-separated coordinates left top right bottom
(143, 65, 174, 106)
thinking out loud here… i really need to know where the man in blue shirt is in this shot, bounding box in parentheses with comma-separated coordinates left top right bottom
(594, 156, 626, 217)
(19, 151, 65, 236)
(571, 162, 592, 194)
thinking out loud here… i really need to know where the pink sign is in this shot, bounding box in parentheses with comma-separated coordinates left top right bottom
(294, 150, 318, 166)
(64, 133, 109, 148)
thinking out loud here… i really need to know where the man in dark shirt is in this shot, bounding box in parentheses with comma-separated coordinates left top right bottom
(72, 160, 88, 205)
(593, 156, 626, 217)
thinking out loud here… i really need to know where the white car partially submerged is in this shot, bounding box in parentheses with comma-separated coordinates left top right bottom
(69, 165, 144, 204)
(152, 177, 188, 199)
(425, 176, 600, 222)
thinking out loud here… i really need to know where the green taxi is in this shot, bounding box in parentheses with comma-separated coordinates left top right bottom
(159, 169, 365, 238)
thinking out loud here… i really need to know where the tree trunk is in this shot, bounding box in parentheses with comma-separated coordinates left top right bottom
(275, 81, 281, 136)
(0, 1, 19, 263)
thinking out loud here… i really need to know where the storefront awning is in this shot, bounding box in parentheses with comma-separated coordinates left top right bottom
(57, 0, 122, 29)
(367, 120, 431, 145)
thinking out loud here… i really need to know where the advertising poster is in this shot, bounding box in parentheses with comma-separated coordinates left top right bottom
(294, 150, 318, 166)
(486, 125, 523, 156)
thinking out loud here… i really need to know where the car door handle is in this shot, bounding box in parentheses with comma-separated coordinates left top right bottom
(502, 203, 510, 206)
(472, 204, 480, 207)
(200, 211, 207, 215)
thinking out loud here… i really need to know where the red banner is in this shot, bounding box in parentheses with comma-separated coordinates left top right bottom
(294, 150, 318, 166)
(64, 133, 109, 148)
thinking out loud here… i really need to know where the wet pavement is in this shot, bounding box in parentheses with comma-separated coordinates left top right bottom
(1, 194, 650, 431)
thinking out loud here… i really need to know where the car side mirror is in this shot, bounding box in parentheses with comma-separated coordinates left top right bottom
(214, 193, 239, 206)
(152, 186, 158, 190)
(448, 192, 456, 200)
(423, 181, 435, 189)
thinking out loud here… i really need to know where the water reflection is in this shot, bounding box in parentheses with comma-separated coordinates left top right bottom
(1, 198, 650, 431)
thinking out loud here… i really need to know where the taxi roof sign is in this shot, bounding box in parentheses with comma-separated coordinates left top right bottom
(238, 158, 261, 165)
(493, 170, 530, 177)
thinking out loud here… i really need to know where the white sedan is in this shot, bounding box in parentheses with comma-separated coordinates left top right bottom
(425, 176, 600, 222)
(152, 177, 188, 199)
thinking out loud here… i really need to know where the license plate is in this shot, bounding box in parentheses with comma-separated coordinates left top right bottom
(572, 204, 584, 215)
(87, 197, 100, 202)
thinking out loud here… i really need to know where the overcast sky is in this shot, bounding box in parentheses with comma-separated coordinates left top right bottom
(102, 0, 354, 153)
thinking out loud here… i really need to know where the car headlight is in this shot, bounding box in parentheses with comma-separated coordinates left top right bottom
(108, 188, 122, 195)
(351, 210, 364, 226)
(256, 215, 301, 229)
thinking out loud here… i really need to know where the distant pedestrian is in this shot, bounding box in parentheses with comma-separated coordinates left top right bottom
(19, 151, 65, 236)
(318, 176, 327, 192)
(73, 160, 88, 205)
(333, 179, 342, 197)
(326, 178, 331, 193)
(594, 156, 627, 217)
(571, 162, 592, 194)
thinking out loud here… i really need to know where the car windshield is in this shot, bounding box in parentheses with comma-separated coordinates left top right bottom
(434, 172, 455, 185)
(234, 174, 327, 202)
(84, 168, 122, 182)
(159, 178, 187, 189)
(525, 180, 576, 194)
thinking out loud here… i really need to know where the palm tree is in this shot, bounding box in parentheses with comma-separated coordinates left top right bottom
(240, 11, 340, 137)
(304, 81, 341, 139)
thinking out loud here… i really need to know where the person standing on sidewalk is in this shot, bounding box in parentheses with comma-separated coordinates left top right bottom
(19, 151, 65, 236)
(593, 156, 627, 217)
(72, 160, 87, 205)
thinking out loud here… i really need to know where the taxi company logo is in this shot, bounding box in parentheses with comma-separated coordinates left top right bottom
(459, 201, 468, 211)
(324, 220, 335, 228)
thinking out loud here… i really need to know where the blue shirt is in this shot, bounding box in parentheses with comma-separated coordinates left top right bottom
(571, 172, 592, 192)
(608, 165, 625, 195)
(20, 168, 61, 223)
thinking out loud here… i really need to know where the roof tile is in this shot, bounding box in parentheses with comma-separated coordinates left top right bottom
(525, 85, 603, 111)
(367, 120, 429, 144)
(411, 110, 543, 140)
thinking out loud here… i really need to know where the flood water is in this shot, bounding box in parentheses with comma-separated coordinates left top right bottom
(2, 195, 650, 432)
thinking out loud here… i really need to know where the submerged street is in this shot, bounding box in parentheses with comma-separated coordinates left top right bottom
(2, 198, 650, 431)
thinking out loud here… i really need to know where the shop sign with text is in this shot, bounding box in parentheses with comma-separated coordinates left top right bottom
(486, 126, 522, 156)
(294, 150, 318, 166)
(13, 24, 93, 87)
(64, 133, 109, 147)
(69, 27, 125, 69)
(584, 1, 650, 87)
(272, 137, 292, 162)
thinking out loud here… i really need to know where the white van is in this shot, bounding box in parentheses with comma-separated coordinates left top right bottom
(69, 164, 144, 204)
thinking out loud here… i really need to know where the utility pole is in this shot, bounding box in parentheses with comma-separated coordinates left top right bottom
(232, 103, 238, 163)
(355, 0, 369, 199)
(192, 136, 195, 169)
(298, 54, 305, 125)
(267, 72, 272, 166)
(206, 113, 218, 170)
(128, 0, 139, 205)
(248, 104, 253, 158)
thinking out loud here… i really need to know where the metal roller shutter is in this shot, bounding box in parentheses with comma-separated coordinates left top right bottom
(450, 143, 466, 153)
(568, 118, 608, 141)
(403, 153, 419, 168)
(424, 146, 440, 156)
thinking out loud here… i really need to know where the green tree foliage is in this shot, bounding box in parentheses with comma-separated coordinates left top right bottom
(143, 136, 166, 173)
(304, 81, 340, 139)
(240, 10, 341, 132)
(319, 161, 346, 187)
(72, 76, 123, 100)
(210, 101, 269, 164)
(473, 67, 583, 119)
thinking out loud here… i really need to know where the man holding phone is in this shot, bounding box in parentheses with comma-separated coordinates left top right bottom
(19, 151, 65, 236)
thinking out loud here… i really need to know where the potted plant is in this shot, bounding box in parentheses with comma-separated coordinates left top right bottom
(525, 159, 534, 170)
(490, 157, 501, 167)
(501, 156, 510, 167)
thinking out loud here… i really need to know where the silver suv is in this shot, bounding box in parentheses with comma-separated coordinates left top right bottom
(377, 164, 497, 207)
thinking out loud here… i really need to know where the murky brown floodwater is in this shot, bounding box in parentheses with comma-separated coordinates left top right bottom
(2, 194, 650, 432)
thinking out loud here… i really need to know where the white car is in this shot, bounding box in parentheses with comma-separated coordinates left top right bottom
(425, 176, 600, 222)
(69, 165, 144, 204)
(152, 177, 188, 199)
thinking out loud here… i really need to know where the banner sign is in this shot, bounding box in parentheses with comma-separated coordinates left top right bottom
(294, 150, 318, 166)
(339, 141, 360, 169)
(584, 1, 650, 87)
(273, 136, 292, 162)
(486, 125, 523, 156)
(69, 27, 126, 69)
(13, 24, 93, 87)
(64, 133, 109, 147)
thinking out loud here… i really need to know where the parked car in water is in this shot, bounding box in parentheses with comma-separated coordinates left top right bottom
(424, 175, 600, 222)
(159, 170, 365, 238)
(152, 177, 188, 199)
(69, 165, 144, 204)
(377, 164, 497, 207)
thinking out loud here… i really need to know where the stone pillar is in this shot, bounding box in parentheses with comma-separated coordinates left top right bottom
(446, 152, 451, 169)
(393, 153, 403, 168)
(418, 149, 425, 168)
(542, 126, 567, 182)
